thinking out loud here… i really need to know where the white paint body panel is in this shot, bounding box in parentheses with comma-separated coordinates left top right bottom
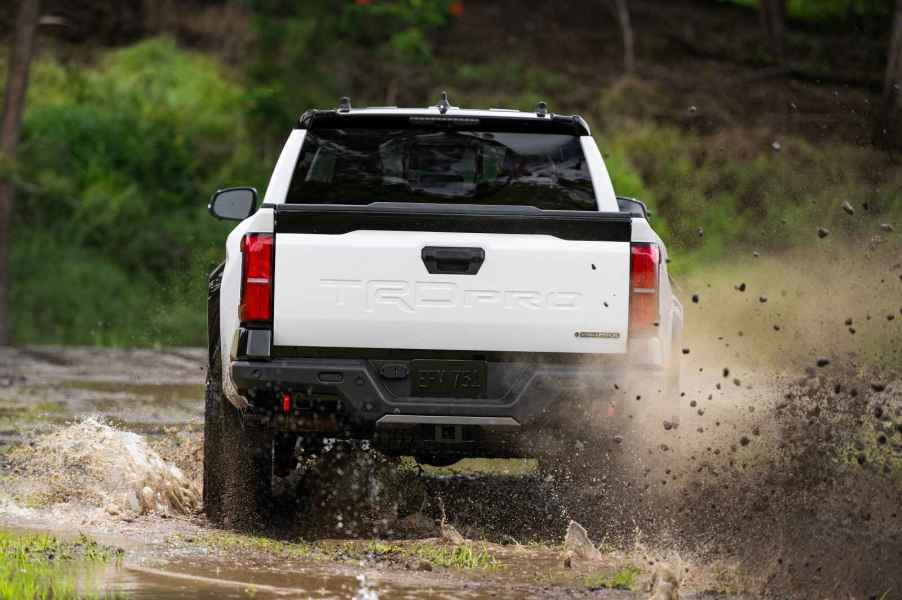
(262, 129, 305, 205)
(580, 137, 618, 211)
(218, 113, 684, 395)
(273, 231, 630, 353)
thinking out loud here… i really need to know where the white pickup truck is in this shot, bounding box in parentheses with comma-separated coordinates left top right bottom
(203, 97, 683, 526)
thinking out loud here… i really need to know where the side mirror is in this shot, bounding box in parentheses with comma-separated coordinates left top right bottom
(209, 187, 258, 221)
(616, 196, 650, 220)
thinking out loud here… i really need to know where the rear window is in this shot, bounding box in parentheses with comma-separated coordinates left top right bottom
(286, 128, 596, 210)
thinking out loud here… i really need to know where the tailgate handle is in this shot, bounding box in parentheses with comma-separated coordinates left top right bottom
(421, 246, 485, 275)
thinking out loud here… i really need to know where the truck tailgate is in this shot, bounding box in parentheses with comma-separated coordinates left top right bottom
(272, 204, 631, 355)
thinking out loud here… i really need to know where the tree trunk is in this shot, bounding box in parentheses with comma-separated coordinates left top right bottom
(610, 0, 636, 75)
(0, 0, 41, 346)
(875, 0, 902, 149)
(759, 0, 787, 60)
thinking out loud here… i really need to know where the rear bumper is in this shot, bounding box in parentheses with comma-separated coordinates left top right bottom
(231, 356, 667, 428)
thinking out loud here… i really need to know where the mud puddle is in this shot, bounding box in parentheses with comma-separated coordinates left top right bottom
(1, 526, 475, 600)
(0, 518, 656, 599)
(1, 332, 900, 598)
(0, 346, 203, 448)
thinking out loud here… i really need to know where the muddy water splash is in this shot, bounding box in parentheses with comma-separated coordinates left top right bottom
(7, 417, 200, 517)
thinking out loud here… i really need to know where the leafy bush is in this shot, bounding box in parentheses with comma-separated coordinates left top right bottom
(11, 38, 265, 345)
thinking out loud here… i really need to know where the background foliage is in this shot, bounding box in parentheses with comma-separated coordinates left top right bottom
(11, 39, 263, 344)
(3, 0, 901, 345)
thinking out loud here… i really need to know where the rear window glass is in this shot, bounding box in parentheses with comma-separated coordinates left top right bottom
(286, 129, 596, 210)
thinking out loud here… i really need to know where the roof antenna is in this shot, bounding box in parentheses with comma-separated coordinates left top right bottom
(535, 101, 548, 117)
(338, 96, 352, 113)
(438, 91, 450, 115)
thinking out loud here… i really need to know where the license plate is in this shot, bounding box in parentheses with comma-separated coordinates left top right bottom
(410, 360, 487, 398)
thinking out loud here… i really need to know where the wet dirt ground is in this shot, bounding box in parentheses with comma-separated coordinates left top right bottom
(1, 342, 899, 599)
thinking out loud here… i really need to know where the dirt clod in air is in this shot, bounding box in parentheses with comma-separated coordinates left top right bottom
(816, 358, 831, 367)
(880, 223, 895, 232)
(735, 282, 747, 292)
(691, 294, 699, 303)
(841, 201, 855, 215)
(817, 227, 830, 238)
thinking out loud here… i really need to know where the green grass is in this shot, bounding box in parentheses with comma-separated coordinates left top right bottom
(406, 543, 499, 570)
(192, 532, 313, 559)
(0, 532, 123, 600)
(334, 539, 500, 570)
(583, 565, 642, 591)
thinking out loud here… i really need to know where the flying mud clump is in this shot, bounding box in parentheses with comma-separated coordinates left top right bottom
(7, 417, 200, 517)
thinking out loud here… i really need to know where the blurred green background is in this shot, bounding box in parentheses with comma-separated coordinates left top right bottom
(1, 0, 900, 346)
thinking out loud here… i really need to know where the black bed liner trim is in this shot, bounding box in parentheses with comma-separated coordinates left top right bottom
(273, 203, 631, 241)
(269, 345, 628, 364)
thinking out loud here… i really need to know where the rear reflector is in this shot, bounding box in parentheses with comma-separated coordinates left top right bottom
(629, 243, 660, 335)
(240, 233, 274, 323)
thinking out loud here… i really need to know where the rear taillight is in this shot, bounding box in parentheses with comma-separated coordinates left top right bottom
(240, 233, 274, 323)
(629, 242, 660, 335)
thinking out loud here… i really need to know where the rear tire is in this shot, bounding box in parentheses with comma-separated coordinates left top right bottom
(220, 396, 273, 530)
(203, 265, 226, 524)
(203, 358, 226, 524)
(203, 264, 273, 529)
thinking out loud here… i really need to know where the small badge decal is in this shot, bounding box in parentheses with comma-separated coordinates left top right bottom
(574, 331, 620, 339)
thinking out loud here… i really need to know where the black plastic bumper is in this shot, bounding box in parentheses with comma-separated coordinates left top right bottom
(230, 356, 663, 428)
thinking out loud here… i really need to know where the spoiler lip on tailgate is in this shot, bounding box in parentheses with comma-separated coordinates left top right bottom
(272, 202, 632, 242)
